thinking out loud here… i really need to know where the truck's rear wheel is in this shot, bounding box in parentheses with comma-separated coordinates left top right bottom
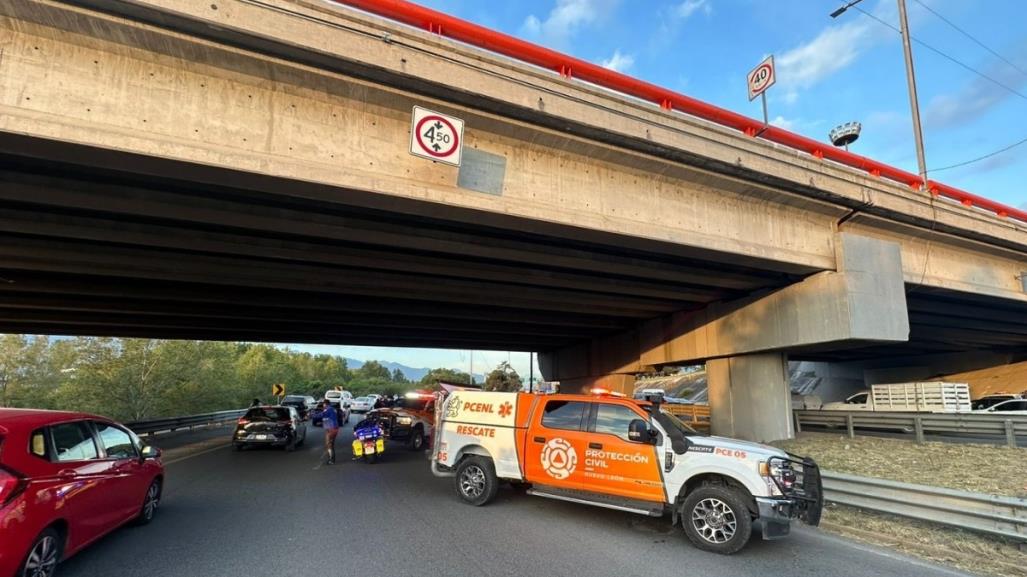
(681, 485, 752, 555)
(454, 456, 498, 506)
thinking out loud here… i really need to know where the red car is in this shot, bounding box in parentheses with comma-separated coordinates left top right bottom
(0, 409, 164, 577)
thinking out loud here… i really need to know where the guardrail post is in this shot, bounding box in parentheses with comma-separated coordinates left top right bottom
(1005, 420, 1016, 448)
(914, 416, 924, 443)
(846, 414, 854, 438)
(794, 411, 802, 433)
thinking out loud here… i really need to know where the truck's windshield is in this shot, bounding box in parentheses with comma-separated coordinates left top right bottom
(643, 406, 704, 439)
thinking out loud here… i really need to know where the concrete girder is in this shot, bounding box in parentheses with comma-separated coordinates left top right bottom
(0, 0, 1023, 303)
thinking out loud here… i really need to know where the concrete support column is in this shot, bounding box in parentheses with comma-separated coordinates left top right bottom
(707, 352, 792, 443)
(539, 330, 644, 394)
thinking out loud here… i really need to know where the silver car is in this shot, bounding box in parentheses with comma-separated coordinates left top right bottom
(351, 396, 374, 413)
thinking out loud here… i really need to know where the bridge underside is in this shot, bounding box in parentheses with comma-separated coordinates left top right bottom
(0, 136, 800, 351)
(2, 136, 1025, 363)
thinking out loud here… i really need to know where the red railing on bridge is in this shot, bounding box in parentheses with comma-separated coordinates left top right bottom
(334, 0, 1027, 225)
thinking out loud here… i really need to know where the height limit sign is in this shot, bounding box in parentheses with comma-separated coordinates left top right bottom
(410, 106, 464, 166)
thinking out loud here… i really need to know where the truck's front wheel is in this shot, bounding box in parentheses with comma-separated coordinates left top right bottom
(681, 485, 753, 555)
(454, 456, 499, 506)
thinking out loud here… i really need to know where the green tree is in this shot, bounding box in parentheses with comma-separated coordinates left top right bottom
(55, 338, 171, 421)
(0, 335, 68, 408)
(484, 361, 523, 392)
(234, 344, 301, 404)
(391, 368, 408, 383)
(420, 367, 471, 387)
(356, 360, 392, 382)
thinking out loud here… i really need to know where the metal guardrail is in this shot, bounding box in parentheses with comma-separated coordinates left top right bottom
(823, 471, 1027, 542)
(794, 410, 1027, 447)
(125, 409, 247, 436)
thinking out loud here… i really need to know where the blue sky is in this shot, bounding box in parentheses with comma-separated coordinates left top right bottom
(297, 0, 1026, 374)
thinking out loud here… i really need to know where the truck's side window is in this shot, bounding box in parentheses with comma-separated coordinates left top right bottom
(593, 403, 644, 441)
(846, 393, 868, 404)
(541, 401, 587, 431)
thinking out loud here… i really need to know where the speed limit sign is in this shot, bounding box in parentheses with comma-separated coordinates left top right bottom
(747, 55, 776, 101)
(410, 106, 465, 166)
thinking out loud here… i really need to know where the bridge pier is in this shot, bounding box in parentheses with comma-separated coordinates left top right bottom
(707, 353, 791, 442)
(541, 233, 911, 441)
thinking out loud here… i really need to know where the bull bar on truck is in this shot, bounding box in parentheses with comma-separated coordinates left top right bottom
(758, 454, 823, 539)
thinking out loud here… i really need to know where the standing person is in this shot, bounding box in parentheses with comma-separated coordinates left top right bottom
(250, 398, 261, 408)
(322, 401, 340, 465)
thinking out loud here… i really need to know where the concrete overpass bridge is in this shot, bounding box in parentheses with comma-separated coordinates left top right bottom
(1, 0, 1025, 440)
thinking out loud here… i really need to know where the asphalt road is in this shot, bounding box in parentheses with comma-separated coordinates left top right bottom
(58, 422, 977, 577)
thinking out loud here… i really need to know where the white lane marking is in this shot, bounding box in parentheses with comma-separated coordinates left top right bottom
(164, 443, 230, 465)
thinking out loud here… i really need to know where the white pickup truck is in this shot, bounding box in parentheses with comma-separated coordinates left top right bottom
(821, 382, 971, 413)
(430, 389, 823, 554)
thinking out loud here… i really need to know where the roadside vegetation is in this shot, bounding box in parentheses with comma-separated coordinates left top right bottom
(775, 432, 1026, 497)
(0, 335, 503, 421)
(775, 433, 1027, 577)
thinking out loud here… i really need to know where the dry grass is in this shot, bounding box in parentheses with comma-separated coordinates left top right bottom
(772, 433, 1027, 577)
(821, 505, 1026, 577)
(775, 432, 1027, 497)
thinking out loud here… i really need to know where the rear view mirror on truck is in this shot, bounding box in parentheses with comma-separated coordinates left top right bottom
(628, 419, 653, 444)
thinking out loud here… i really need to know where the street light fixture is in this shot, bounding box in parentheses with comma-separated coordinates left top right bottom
(831, 0, 928, 189)
(830, 122, 862, 151)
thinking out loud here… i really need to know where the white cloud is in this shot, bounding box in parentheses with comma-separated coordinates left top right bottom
(777, 21, 870, 91)
(600, 49, 635, 72)
(775, 0, 893, 102)
(673, 0, 710, 19)
(924, 42, 1027, 129)
(770, 115, 796, 131)
(520, 0, 620, 47)
(650, 0, 712, 50)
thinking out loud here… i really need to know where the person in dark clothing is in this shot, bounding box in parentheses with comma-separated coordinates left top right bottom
(250, 398, 261, 407)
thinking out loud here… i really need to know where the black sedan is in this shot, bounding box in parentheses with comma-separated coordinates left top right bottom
(233, 406, 307, 451)
(281, 394, 316, 420)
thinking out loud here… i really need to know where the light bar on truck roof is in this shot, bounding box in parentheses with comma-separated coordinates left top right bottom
(589, 388, 626, 398)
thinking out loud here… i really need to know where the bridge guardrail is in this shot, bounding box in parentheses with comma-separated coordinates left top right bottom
(338, 0, 1027, 225)
(794, 410, 1027, 447)
(822, 471, 1027, 542)
(125, 409, 247, 436)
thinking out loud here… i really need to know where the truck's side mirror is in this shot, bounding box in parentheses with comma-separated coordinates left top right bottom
(671, 437, 689, 455)
(628, 419, 653, 444)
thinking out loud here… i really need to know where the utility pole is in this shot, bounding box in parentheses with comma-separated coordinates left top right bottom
(831, 0, 928, 189)
(896, 0, 928, 187)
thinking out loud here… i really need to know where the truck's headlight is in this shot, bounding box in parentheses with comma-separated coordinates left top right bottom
(759, 460, 797, 496)
(396, 416, 413, 425)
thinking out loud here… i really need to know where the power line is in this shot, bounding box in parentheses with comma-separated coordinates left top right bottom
(911, 0, 1027, 80)
(929, 133, 1027, 173)
(852, 5, 1027, 102)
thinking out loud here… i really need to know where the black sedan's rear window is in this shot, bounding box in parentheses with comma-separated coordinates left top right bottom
(244, 408, 290, 421)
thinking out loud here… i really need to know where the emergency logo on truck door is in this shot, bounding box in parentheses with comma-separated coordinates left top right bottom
(445, 395, 462, 419)
(541, 438, 578, 480)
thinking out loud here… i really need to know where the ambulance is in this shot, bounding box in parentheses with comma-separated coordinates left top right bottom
(430, 389, 822, 554)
